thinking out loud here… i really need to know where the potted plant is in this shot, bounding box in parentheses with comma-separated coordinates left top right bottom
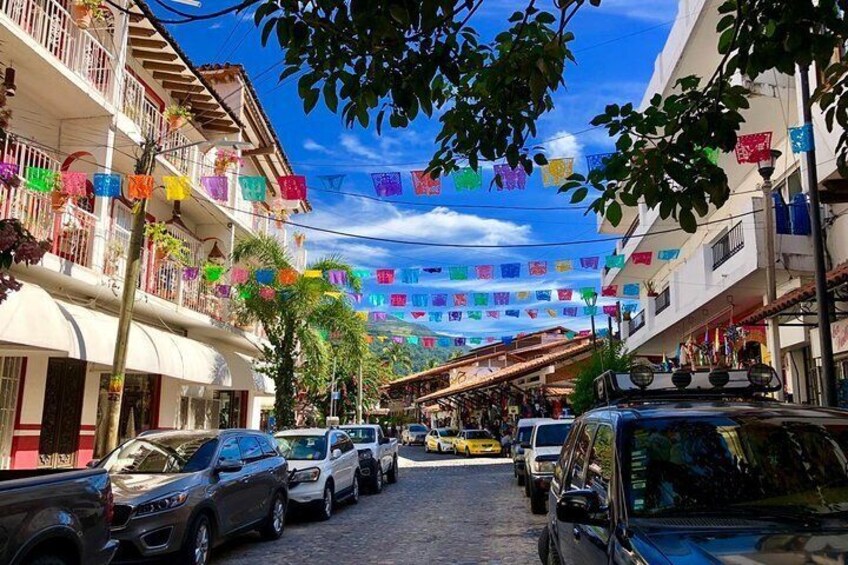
(164, 104, 193, 132)
(213, 148, 242, 176)
(144, 222, 190, 266)
(50, 174, 69, 212)
(71, 0, 105, 29)
(645, 280, 658, 298)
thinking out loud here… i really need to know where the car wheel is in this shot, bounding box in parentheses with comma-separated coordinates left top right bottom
(465, 448, 471, 458)
(517, 470, 525, 486)
(425, 442, 431, 453)
(437, 443, 442, 453)
(317, 482, 334, 521)
(387, 455, 398, 484)
(530, 481, 547, 515)
(372, 463, 384, 493)
(524, 474, 531, 497)
(181, 514, 212, 565)
(259, 492, 286, 540)
(350, 472, 360, 504)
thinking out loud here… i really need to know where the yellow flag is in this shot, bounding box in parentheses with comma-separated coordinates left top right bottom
(163, 176, 191, 201)
(324, 291, 342, 299)
(303, 270, 323, 278)
(555, 260, 573, 272)
(541, 158, 574, 187)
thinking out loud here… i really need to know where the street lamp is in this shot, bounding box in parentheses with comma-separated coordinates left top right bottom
(756, 149, 784, 400)
(583, 290, 598, 349)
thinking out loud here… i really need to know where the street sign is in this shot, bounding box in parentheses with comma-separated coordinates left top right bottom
(331, 391, 341, 400)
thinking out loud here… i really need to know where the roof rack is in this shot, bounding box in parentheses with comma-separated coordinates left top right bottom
(592, 364, 782, 407)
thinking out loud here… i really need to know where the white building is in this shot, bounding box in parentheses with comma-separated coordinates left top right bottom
(0, 0, 305, 469)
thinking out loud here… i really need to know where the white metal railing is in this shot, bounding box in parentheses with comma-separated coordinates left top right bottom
(0, 0, 113, 96)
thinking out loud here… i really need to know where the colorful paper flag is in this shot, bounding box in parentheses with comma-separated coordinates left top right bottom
(401, 268, 420, 284)
(25, 167, 56, 193)
(239, 176, 266, 201)
(411, 294, 429, 307)
(493, 164, 528, 190)
(505, 309, 520, 318)
(734, 132, 773, 164)
(259, 286, 276, 300)
(546, 308, 557, 318)
(94, 173, 122, 198)
(303, 270, 323, 278)
(449, 311, 463, 322)
(657, 249, 680, 261)
(278, 175, 307, 200)
(580, 257, 599, 270)
(622, 283, 640, 296)
(255, 269, 275, 285)
(376, 269, 395, 284)
(432, 294, 448, 307)
(128, 175, 154, 199)
(601, 285, 618, 297)
(562, 307, 578, 317)
(203, 264, 225, 283)
(605, 255, 625, 269)
(789, 124, 814, 154)
(475, 265, 494, 280)
(583, 306, 598, 316)
(631, 252, 653, 266)
(586, 152, 615, 174)
(201, 176, 228, 202)
(390, 294, 407, 307)
(318, 174, 345, 191)
(352, 269, 372, 279)
(557, 289, 573, 301)
(528, 261, 548, 276)
(493, 292, 510, 305)
(411, 311, 426, 319)
(468, 311, 482, 320)
(327, 270, 348, 286)
(371, 312, 388, 322)
(541, 158, 574, 187)
(501, 263, 521, 278)
(183, 266, 199, 281)
(486, 310, 500, 319)
(453, 293, 468, 307)
(526, 309, 539, 319)
(429, 312, 443, 323)
(411, 170, 441, 196)
(279, 268, 299, 285)
(516, 291, 531, 302)
(453, 167, 482, 191)
(0, 162, 18, 181)
(230, 267, 249, 284)
(215, 284, 231, 298)
(473, 293, 489, 306)
(60, 171, 87, 196)
(163, 176, 190, 201)
(536, 290, 552, 302)
(554, 260, 572, 273)
(449, 266, 469, 280)
(372, 172, 403, 197)
(603, 304, 619, 317)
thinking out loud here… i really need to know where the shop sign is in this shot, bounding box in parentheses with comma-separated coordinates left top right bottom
(508, 405, 519, 415)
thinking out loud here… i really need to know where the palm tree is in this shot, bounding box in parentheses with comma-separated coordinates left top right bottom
(380, 341, 414, 375)
(231, 234, 365, 428)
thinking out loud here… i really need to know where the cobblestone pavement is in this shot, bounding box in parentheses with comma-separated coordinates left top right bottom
(213, 446, 546, 565)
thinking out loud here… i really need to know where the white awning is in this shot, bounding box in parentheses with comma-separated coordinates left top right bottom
(0, 282, 72, 353)
(224, 351, 274, 395)
(57, 301, 232, 387)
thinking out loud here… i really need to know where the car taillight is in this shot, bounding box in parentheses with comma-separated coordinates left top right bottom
(105, 483, 114, 525)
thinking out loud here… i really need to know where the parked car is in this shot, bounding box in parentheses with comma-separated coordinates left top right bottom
(0, 467, 117, 565)
(340, 424, 399, 493)
(275, 427, 360, 520)
(401, 423, 428, 445)
(523, 419, 574, 514)
(101, 429, 288, 565)
(539, 366, 848, 565)
(425, 428, 459, 454)
(512, 417, 554, 486)
(453, 429, 500, 457)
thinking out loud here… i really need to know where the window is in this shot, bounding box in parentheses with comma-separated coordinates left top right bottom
(585, 425, 614, 506)
(339, 435, 355, 453)
(0, 357, 24, 470)
(96, 373, 158, 455)
(567, 423, 597, 490)
(553, 423, 580, 488)
(535, 423, 572, 447)
(216, 390, 246, 429)
(238, 436, 264, 461)
(219, 437, 241, 462)
(257, 435, 279, 456)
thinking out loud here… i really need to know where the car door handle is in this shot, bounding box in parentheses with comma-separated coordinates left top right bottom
(572, 527, 581, 540)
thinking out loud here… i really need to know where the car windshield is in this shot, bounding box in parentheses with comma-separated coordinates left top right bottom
(439, 429, 458, 437)
(535, 423, 572, 447)
(623, 416, 848, 519)
(343, 427, 376, 444)
(409, 425, 427, 432)
(517, 426, 533, 443)
(276, 435, 327, 460)
(465, 431, 493, 440)
(100, 435, 218, 474)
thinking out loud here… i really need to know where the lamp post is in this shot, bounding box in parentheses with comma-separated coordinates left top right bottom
(756, 149, 785, 400)
(583, 290, 598, 349)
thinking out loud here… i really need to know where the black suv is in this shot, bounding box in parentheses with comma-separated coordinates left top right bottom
(539, 365, 848, 564)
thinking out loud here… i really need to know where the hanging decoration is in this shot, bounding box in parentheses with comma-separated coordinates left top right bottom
(505, 310, 520, 318)
(541, 158, 574, 187)
(555, 260, 572, 272)
(93, 173, 121, 198)
(163, 176, 190, 201)
(605, 255, 625, 269)
(449, 266, 469, 280)
(557, 289, 572, 301)
(516, 291, 531, 302)
(303, 270, 323, 278)
(429, 312, 443, 322)
(390, 294, 407, 307)
(563, 307, 578, 317)
(501, 263, 521, 278)
(25, 167, 56, 193)
(411, 294, 428, 307)
(318, 174, 345, 191)
(657, 249, 680, 261)
(230, 267, 249, 285)
(493, 164, 527, 190)
(376, 268, 395, 284)
(487, 310, 500, 319)
(468, 311, 482, 320)
(0, 162, 18, 182)
(432, 294, 448, 307)
(453, 167, 482, 191)
(201, 176, 228, 202)
(255, 269, 275, 285)
(215, 284, 231, 298)
(369, 294, 387, 307)
(352, 269, 372, 279)
(580, 287, 596, 300)
(580, 257, 599, 269)
(258, 286, 275, 301)
(401, 268, 419, 284)
(239, 177, 266, 201)
(60, 171, 87, 196)
(526, 309, 539, 319)
(475, 265, 494, 280)
(278, 175, 307, 200)
(603, 304, 619, 317)
(734, 132, 773, 164)
(493, 292, 510, 305)
(453, 293, 468, 307)
(586, 153, 615, 174)
(326, 269, 348, 286)
(536, 290, 551, 301)
(702, 147, 720, 165)
(411, 171, 441, 196)
(372, 172, 403, 197)
(203, 263, 225, 283)
(622, 283, 640, 296)
(583, 305, 597, 316)
(789, 124, 814, 154)
(631, 252, 653, 266)
(182, 266, 199, 281)
(128, 175, 155, 199)
(601, 285, 618, 297)
(411, 311, 426, 319)
(473, 293, 489, 306)
(449, 311, 463, 322)
(528, 261, 548, 276)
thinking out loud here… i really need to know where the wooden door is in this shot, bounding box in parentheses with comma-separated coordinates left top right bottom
(38, 359, 86, 468)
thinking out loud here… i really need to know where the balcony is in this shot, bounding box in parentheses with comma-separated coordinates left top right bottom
(711, 221, 744, 270)
(654, 286, 670, 315)
(0, 0, 113, 97)
(0, 138, 96, 268)
(629, 310, 646, 335)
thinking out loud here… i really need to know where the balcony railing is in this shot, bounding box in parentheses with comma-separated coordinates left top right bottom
(711, 221, 744, 270)
(0, 139, 97, 268)
(0, 0, 113, 96)
(629, 310, 645, 335)
(654, 286, 670, 315)
(621, 216, 640, 249)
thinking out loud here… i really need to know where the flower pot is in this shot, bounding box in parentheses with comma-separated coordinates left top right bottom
(154, 247, 168, 263)
(647, 291, 658, 298)
(51, 191, 69, 212)
(166, 115, 186, 132)
(72, 3, 92, 29)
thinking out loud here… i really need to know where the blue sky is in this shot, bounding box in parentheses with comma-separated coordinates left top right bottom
(161, 0, 680, 337)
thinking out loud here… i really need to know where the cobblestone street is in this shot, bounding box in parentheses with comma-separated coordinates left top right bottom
(213, 446, 545, 565)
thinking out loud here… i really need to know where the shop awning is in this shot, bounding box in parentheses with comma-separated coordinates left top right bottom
(57, 301, 232, 386)
(0, 283, 73, 353)
(415, 340, 593, 404)
(738, 261, 848, 325)
(223, 351, 274, 395)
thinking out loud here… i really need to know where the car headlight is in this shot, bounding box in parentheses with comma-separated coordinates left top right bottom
(135, 491, 189, 517)
(291, 467, 321, 483)
(358, 449, 373, 460)
(532, 460, 556, 474)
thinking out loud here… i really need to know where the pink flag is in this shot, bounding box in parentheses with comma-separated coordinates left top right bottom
(632, 251, 653, 265)
(376, 269, 395, 284)
(735, 132, 773, 164)
(475, 265, 494, 279)
(453, 293, 468, 307)
(390, 294, 407, 307)
(557, 289, 573, 301)
(601, 285, 618, 297)
(278, 175, 307, 200)
(486, 310, 500, 319)
(528, 261, 548, 276)
(411, 171, 441, 196)
(603, 304, 619, 317)
(411, 311, 426, 319)
(230, 267, 249, 284)
(526, 309, 539, 319)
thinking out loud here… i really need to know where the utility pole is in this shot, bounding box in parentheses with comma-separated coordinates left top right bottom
(357, 361, 363, 424)
(758, 149, 785, 401)
(329, 357, 337, 418)
(799, 64, 836, 406)
(104, 136, 157, 452)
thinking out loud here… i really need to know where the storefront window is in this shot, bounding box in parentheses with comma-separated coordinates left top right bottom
(0, 357, 24, 470)
(95, 373, 158, 455)
(216, 390, 246, 429)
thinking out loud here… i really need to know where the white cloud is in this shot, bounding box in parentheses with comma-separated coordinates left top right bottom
(543, 130, 583, 160)
(339, 133, 381, 161)
(303, 138, 331, 154)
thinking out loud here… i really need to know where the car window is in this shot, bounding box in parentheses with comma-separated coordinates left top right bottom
(257, 435, 279, 456)
(219, 437, 241, 462)
(585, 425, 614, 506)
(553, 424, 580, 489)
(238, 436, 264, 461)
(330, 431, 342, 450)
(535, 423, 572, 447)
(567, 423, 597, 490)
(341, 436, 355, 453)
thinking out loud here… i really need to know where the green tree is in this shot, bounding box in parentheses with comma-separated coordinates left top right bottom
(569, 340, 632, 415)
(231, 234, 366, 428)
(379, 341, 414, 375)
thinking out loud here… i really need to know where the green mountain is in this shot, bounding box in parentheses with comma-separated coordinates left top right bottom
(367, 317, 466, 374)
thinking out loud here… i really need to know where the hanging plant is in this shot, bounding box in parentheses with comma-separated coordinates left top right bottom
(144, 222, 190, 265)
(50, 174, 69, 212)
(213, 149, 242, 175)
(71, 0, 106, 29)
(645, 280, 658, 297)
(164, 104, 193, 132)
(0, 219, 49, 304)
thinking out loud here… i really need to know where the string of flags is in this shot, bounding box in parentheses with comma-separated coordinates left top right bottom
(737, 126, 816, 161)
(355, 329, 607, 349)
(362, 303, 635, 323)
(356, 285, 643, 308)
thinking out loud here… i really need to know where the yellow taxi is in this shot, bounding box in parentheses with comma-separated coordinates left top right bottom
(425, 428, 459, 454)
(453, 429, 500, 457)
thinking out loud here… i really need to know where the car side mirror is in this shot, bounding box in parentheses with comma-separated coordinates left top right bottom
(556, 489, 608, 526)
(216, 459, 243, 474)
(86, 459, 100, 468)
(331, 448, 343, 460)
(379, 437, 390, 445)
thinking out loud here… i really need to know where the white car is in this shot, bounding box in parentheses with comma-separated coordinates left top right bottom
(523, 418, 574, 514)
(424, 428, 459, 453)
(274, 428, 360, 521)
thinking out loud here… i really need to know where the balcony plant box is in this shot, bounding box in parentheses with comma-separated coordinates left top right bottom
(645, 281, 658, 298)
(164, 104, 193, 132)
(72, 0, 103, 29)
